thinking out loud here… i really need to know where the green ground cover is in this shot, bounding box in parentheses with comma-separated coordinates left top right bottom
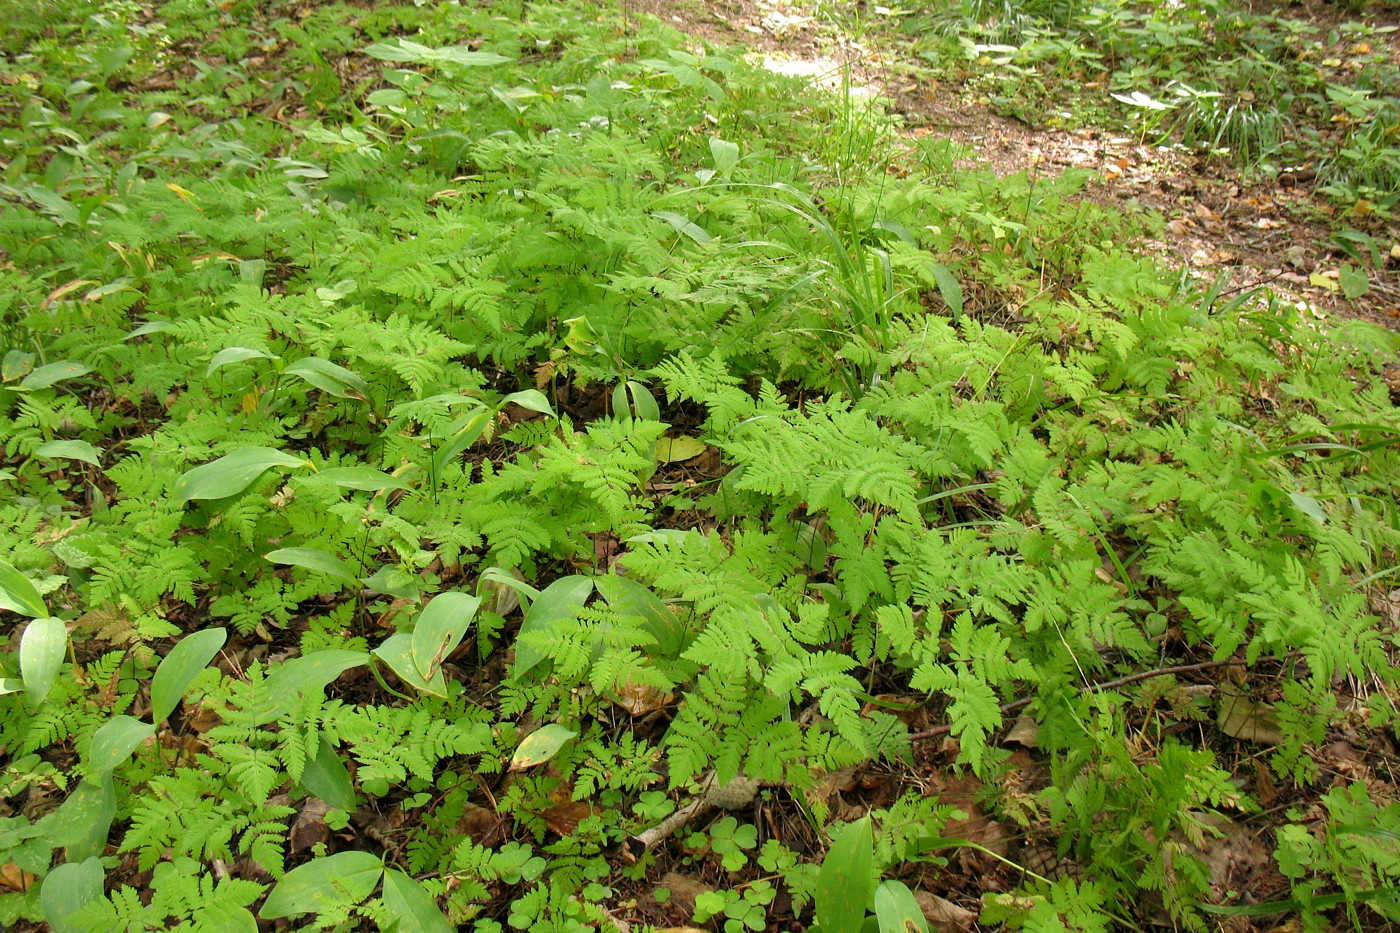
(2, 0, 1400, 929)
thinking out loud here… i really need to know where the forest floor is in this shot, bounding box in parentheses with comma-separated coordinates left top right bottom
(631, 0, 1400, 334)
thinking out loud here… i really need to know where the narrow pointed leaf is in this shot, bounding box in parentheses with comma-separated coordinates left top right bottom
(265, 547, 360, 586)
(411, 592, 482, 681)
(20, 617, 67, 705)
(283, 357, 371, 401)
(173, 447, 307, 504)
(150, 628, 227, 724)
(595, 573, 686, 659)
(382, 868, 454, 933)
(432, 407, 491, 477)
(0, 560, 49, 617)
(313, 466, 413, 492)
(259, 851, 383, 920)
(32, 439, 101, 467)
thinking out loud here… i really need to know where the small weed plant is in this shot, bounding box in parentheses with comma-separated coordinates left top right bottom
(1, 0, 1400, 930)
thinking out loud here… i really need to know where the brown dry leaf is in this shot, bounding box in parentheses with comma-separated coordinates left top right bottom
(289, 797, 331, 856)
(0, 862, 35, 892)
(542, 799, 597, 836)
(1217, 688, 1284, 745)
(1005, 712, 1039, 748)
(935, 773, 1012, 858)
(611, 678, 673, 716)
(913, 890, 976, 932)
(656, 872, 713, 915)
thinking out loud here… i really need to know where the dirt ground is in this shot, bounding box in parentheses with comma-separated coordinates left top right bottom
(626, 0, 1400, 333)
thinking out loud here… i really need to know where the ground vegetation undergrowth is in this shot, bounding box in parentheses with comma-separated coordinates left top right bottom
(2, 0, 1400, 931)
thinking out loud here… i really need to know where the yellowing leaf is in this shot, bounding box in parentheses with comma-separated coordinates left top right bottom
(510, 723, 577, 771)
(656, 436, 707, 463)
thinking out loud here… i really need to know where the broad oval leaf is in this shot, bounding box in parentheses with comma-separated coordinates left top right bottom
(313, 466, 413, 492)
(45, 772, 116, 862)
(257, 650, 369, 724)
(364, 38, 511, 66)
(150, 628, 227, 724)
(173, 447, 308, 505)
(259, 850, 383, 920)
(41, 856, 104, 933)
(0, 559, 49, 617)
(123, 319, 172, 340)
(207, 346, 277, 376)
(20, 617, 67, 705)
(815, 815, 876, 933)
(87, 714, 154, 773)
(18, 360, 91, 391)
(265, 547, 360, 586)
(874, 880, 929, 933)
(381, 868, 454, 933)
(509, 723, 578, 771)
(283, 357, 371, 401)
(373, 633, 448, 696)
(411, 591, 482, 681)
(512, 576, 594, 680)
(32, 439, 102, 467)
(298, 735, 357, 811)
(362, 565, 420, 601)
(500, 389, 556, 417)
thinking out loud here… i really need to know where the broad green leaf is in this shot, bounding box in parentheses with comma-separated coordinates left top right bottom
(18, 360, 91, 390)
(314, 466, 413, 492)
(411, 591, 482, 681)
(1339, 262, 1369, 300)
(32, 439, 101, 467)
(500, 389, 556, 417)
(381, 868, 454, 933)
(193, 907, 258, 933)
(259, 851, 383, 920)
(150, 628, 226, 724)
(654, 210, 712, 244)
(42, 771, 116, 861)
(364, 38, 511, 67)
(265, 547, 360, 586)
(595, 573, 686, 659)
(373, 633, 448, 696)
(2, 349, 35, 381)
(87, 714, 154, 773)
(123, 320, 172, 340)
(0, 678, 24, 695)
(299, 735, 357, 810)
(41, 856, 104, 933)
(283, 357, 371, 401)
(207, 346, 277, 376)
(816, 815, 876, 933)
(874, 880, 928, 933)
(509, 723, 578, 771)
(20, 617, 67, 705)
(612, 380, 660, 422)
(362, 565, 420, 600)
(513, 576, 594, 679)
(257, 650, 368, 724)
(0, 559, 49, 617)
(710, 136, 740, 174)
(655, 435, 707, 463)
(173, 447, 307, 504)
